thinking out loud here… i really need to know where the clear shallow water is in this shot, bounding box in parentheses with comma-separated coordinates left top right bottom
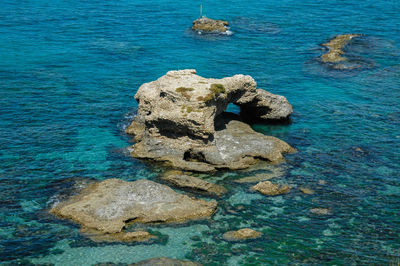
(1, 0, 399, 265)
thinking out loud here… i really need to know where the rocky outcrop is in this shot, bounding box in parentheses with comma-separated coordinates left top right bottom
(321, 34, 362, 69)
(252, 181, 290, 196)
(162, 170, 227, 196)
(222, 228, 261, 241)
(192, 17, 229, 33)
(127, 69, 294, 172)
(50, 179, 217, 240)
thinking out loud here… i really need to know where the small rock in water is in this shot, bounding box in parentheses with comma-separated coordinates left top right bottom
(310, 208, 331, 215)
(318, 180, 327, 185)
(299, 187, 315, 195)
(192, 17, 229, 33)
(252, 181, 290, 196)
(222, 228, 261, 242)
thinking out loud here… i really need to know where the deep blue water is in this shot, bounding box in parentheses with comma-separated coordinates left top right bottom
(1, 0, 400, 265)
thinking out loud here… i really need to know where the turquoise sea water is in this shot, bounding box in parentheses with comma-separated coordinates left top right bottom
(1, 0, 400, 264)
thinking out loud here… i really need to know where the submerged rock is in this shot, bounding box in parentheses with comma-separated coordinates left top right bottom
(299, 187, 315, 195)
(192, 17, 229, 33)
(310, 208, 331, 215)
(81, 228, 154, 243)
(162, 170, 227, 196)
(222, 228, 261, 241)
(127, 69, 294, 172)
(134, 257, 202, 266)
(320, 34, 362, 70)
(252, 181, 290, 196)
(50, 179, 217, 239)
(234, 167, 285, 183)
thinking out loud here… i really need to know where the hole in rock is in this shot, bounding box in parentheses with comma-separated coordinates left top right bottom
(183, 149, 207, 162)
(226, 103, 241, 115)
(123, 217, 138, 225)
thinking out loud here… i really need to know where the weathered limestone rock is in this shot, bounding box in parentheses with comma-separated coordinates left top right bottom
(162, 170, 227, 196)
(222, 228, 261, 241)
(128, 70, 294, 172)
(50, 179, 217, 238)
(192, 17, 229, 33)
(252, 181, 290, 196)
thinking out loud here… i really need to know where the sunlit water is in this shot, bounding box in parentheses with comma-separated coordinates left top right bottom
(1, 0, 399, 265)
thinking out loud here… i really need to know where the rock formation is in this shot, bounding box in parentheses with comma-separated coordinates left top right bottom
(252, 181, 290, 196)
(162, 170, 227, 196)
(320, 34, 362, 69)
(192, 17, 229, 33)
(222, 228, 261, 241)
(127, 69, 294, 172)
(50, 179, 217, 240)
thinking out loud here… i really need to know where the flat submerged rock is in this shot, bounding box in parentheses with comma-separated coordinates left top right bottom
(252, 181, 290, 196)
(222, 228, 262, 242)
(50, 179, 217, 240)
(162, 170, 227, 196)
